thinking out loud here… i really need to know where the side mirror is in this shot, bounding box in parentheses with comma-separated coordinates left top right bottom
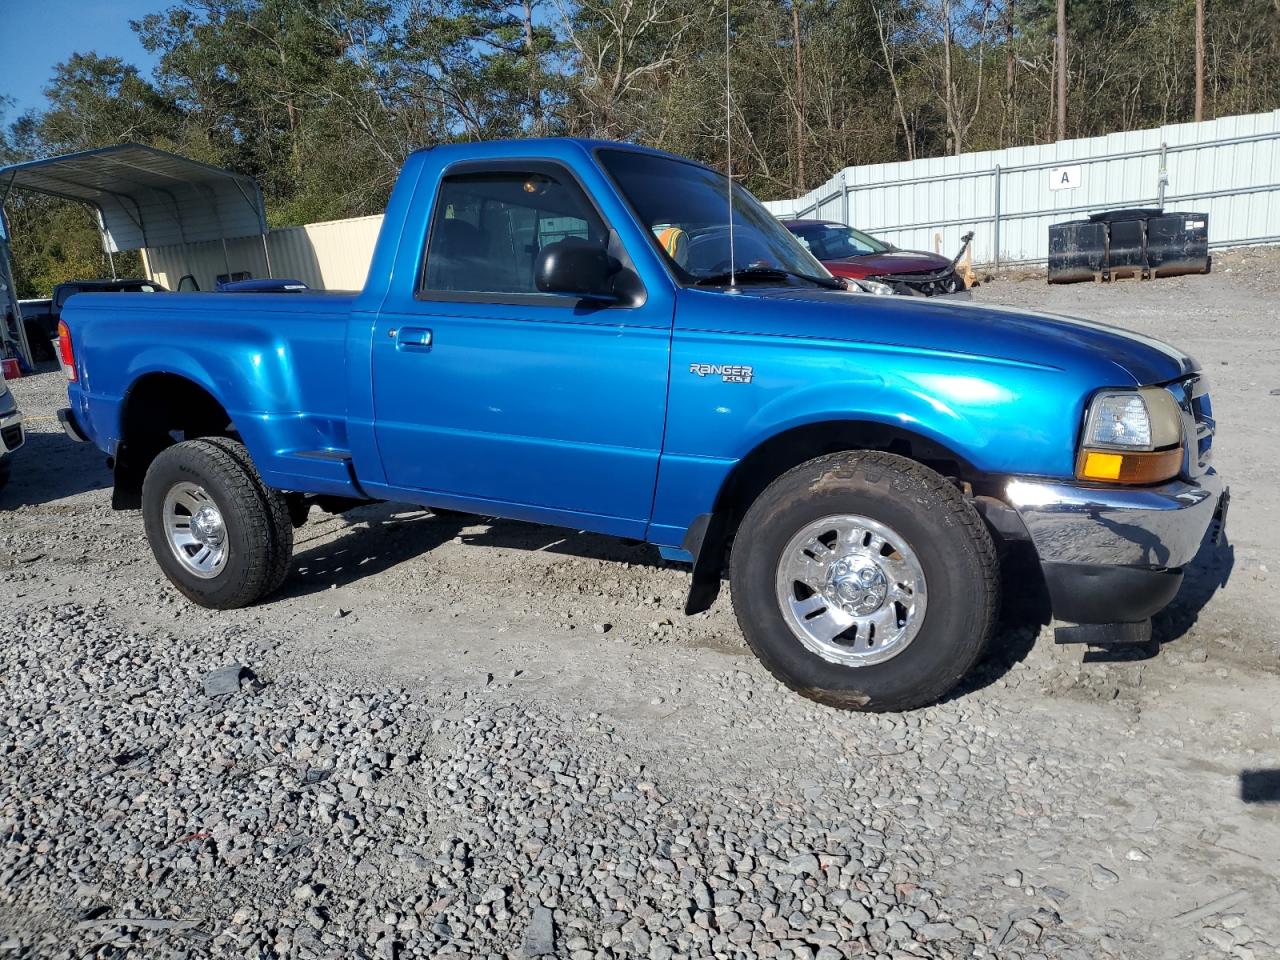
(534, 237, 620, 301)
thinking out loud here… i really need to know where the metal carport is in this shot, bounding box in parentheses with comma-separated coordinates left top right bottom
(0, 144, 269, 367)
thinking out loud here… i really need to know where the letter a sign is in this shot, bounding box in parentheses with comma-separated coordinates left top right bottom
(1049, 165, 1082, 191)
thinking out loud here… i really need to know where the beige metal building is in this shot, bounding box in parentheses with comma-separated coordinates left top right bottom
(142, 214, 384, 292)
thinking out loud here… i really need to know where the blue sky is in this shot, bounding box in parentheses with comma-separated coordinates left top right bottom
(0, 0, 162, 118)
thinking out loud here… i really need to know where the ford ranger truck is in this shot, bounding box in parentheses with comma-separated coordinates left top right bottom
(56, 139, 1226, 712)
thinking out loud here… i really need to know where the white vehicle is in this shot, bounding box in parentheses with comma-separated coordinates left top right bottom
(0, 374, 23, 490)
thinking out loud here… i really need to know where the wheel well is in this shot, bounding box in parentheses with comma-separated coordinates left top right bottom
(684, 420, 977, 613)
(717, 421, 972, 528)
(112, 373, 235, 509)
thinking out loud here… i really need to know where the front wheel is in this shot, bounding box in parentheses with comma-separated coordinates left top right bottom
(142, 439, 288, 609)
(730, 451, 998, 711)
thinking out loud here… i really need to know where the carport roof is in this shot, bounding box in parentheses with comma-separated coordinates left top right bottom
(0, 144, 267, 253)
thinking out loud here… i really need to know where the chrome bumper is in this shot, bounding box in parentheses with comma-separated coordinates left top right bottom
(1005, 471, 1224, 570)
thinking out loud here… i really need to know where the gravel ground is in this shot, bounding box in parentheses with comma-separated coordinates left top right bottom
(2, 250, 1279, 959)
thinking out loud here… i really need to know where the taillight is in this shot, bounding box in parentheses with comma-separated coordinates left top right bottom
(57, 320, 77, 382)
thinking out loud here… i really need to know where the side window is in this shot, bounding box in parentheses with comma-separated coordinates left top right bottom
(422, 169, 608, 296)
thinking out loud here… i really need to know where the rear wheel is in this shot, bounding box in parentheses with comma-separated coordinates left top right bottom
(199, 435, 294, 595)
(142, 439, 288, 609)
(730, 450, 998, 711)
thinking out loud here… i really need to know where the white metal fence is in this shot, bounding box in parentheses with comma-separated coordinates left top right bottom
(763, 109, 1280, 268)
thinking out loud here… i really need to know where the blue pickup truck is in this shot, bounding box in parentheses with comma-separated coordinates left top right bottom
(57, 138, 1225, 711)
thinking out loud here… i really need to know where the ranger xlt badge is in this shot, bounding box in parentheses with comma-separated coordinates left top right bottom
(690, 363, 754, 384)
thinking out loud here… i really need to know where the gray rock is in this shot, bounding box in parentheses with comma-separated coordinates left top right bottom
(840, 901, 872, 923)
(919, 922, 961, 941)
(202, 664, 245, 697)
(887, 921, 914, 942)
(1089, 863, 1120, 888)
(785, 853, 821, 876)
(1199, 928, 1234, 951)
(523, 906, 555, 957)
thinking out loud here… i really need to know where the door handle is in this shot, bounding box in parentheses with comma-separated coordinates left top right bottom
(396, 327, 433, 350)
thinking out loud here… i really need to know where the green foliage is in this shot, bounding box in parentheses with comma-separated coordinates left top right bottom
(4, 199, 142, 299)
(2, 0, 1279, 296)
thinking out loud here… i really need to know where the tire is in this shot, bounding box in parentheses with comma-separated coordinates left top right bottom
(199, 436, 294, 595)
(0, 458, 9, 492)
(730, 450, 998, 712)
(142, 439, 288, 609)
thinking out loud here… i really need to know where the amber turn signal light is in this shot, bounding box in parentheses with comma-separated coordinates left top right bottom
(1076, 446, 1182, 485)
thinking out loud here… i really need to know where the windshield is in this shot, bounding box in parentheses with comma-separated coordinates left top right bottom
(787, 222, 891, 260)
(598, 149, 832, 285)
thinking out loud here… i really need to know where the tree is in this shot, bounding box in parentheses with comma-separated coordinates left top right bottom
(1194, 0, 1204, 122)
(556, 0, 700, 140)
(39, 53, 184, 154)
(1055, 0, 1064, 140)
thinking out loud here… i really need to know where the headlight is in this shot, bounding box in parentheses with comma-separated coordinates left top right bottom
(844, 277, 895, 296)
(1077, 387, 1184, 484)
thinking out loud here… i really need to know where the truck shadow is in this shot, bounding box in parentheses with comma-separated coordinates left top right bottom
(0, 428, 113, 509)
(945, 529, 1234, 697)
(1240, 769, 1280, 804)
(1077, 531, 1234, 663)
(282, 503, 661, 597)
(284, 504, 464, 594)
(1153, 532, 1234, 646)
(282, 503, 1234, 697)
(943, 541, 1049, 700)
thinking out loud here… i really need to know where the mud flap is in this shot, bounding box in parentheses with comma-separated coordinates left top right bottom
(682, 512, 727, 615)
(1212, 486, 1230, 545)
(1054, 619, 1152, 645)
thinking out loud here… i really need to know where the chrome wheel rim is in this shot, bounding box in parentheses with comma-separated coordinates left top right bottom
(163, 481, 229, 579)
(774, 514, 927, 667)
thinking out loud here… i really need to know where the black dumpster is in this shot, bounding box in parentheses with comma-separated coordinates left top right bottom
(1089, 208, 1161, 279)
(1048, 219, 1106, 283)
(1146, 212, 1210, 277)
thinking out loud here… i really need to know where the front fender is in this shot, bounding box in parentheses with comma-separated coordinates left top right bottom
(650, 330, 1090, 548)
(735, 373, 992, 467)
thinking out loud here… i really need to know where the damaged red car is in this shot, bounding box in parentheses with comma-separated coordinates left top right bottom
(783, 219, 967, 296)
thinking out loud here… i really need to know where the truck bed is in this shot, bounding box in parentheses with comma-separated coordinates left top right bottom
(63, 290, 362, 496)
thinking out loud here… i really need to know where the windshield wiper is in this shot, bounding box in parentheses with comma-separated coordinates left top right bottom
(693, 266, 843, 290)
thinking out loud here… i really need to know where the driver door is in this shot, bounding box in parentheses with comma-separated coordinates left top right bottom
(371, 160, 672, 537)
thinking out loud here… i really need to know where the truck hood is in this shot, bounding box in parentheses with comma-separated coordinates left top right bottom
(681, 287, 1195, 385)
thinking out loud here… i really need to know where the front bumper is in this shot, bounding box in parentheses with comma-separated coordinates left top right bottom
(0, 403, 23, 457)
(1005, 471, 1224, 625)
(871, 268, 966, 297)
